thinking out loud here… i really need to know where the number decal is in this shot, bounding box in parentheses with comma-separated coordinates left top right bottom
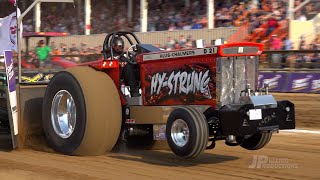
(204, 47, 217, 54)
(238, 47, 244, 53)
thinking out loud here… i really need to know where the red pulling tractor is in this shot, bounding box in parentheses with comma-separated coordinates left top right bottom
(36, 32, 295, 158)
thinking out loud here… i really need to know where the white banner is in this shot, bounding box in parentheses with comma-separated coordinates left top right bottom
(0, 9, 22, 55)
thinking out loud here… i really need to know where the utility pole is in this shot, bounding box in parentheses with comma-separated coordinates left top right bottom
(85, 0, 91, 35)
(140, 0, 148, 32)
(208, 0, 214, 29)
(128, 0, 132, 21)
(34, 1, 41, 32)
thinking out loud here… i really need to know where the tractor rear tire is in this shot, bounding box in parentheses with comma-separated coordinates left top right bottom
(42, 66, 122, 156)
(240, 132, 272, 150)
(166, 106, 209, 158)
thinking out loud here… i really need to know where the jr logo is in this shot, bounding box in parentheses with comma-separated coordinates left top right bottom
(249, 155, 268, 168)
(248, 155, 298, 169)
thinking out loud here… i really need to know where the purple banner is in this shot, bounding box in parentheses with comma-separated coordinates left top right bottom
(258, 72, 287, 92)
(4, 50, 16, 93)
(285, 73, 320, 93)
(258, 72, 320, 93)
(286, 73, 314, 93)
(310, 74, 320, 93)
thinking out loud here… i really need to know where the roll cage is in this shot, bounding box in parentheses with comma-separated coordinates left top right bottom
(102, 31, 141, 60)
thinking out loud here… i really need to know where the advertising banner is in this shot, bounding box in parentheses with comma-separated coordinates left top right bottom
(286, 73, 314, 93)
(0, 9, 22, 55)
(258, 72, 287, 92)
(310, 74, 320, 93)
(4, 50, 18, 135)
(258, 72, 320, 93)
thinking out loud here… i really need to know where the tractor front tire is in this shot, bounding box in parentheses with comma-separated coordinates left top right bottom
(166, 106, 209, 158)
(240, 132, 272, 150)
(42, 66, 122, 156)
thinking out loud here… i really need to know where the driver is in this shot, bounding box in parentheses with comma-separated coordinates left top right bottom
(112, 37, 140, 97)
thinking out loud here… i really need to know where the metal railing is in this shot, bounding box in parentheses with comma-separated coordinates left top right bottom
(260, 50, 320, 71)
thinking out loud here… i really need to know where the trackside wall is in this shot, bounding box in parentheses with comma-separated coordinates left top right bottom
(22, 27, 240, 51)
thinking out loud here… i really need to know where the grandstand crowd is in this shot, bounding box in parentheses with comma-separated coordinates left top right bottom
(0, 0, 319, 68)
(1, 0, 319, 34)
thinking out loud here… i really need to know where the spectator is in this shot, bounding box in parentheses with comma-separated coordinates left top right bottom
(311, 34, 320, 68)
(35, 40, 51, 69)
(168, 23, 177, 31)
(270, 35, 282, 50)
(165, 37, 175, 50)
(296, 35, 309, 68)
(266, 15, 278, 37)
(49, 41, 56, 50)
(52, 47, 61, 55)
(270, 34, 282, 68)
(191, 18, 202, 29)
(59, 43, 68, 55)
(179, 35, 187, 48)
(173, 40, 181, 50)
(296, 11, 307, 21)
(281, 36, 293, 68)
(283, 36, 293, 50)
(70, 44, 80, 54)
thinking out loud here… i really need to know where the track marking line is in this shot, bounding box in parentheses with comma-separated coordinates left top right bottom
(280, 129, 320, 134)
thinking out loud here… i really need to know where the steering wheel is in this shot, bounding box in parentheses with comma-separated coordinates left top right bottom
(125, 44, 138, 65)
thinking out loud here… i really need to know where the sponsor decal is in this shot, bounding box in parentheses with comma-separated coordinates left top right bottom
(258, 72, 286, 91)
(153, 125, 167, 141)
(259, 112, 276, 126)
(238, 47, 244, 53)
(257, 74, 263, 88)
(4, 50, 18, 135)
(145, 64, 215, 105)
(21, 73, 55, 83)
(159, 50, 195, 59)
(242, 119, 249, 127)
(291, 75, 312, 91)
(150, 70, 211, 98)
(9, 14, 17, 45)
(262, 75, 282, 89)
(125, 119, 135, 124)
(311, 79, 320, 92)
(143, 47, 217, 61)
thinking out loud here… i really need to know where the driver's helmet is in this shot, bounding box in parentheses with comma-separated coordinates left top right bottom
(112, 37, 124, 55)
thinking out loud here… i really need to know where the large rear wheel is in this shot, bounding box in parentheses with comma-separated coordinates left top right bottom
(42, 66, 122, 155)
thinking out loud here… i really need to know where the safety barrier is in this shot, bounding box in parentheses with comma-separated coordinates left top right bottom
(21, 27, 240, 51)
(260, 50, 320, 70)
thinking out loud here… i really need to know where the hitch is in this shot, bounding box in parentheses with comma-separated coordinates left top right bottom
(206, 142, 215, 149)
(206, 138, 216, 149)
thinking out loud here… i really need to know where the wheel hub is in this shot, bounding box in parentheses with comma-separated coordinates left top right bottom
(171, 119, 189, 147)
(51, 90, 76, 138)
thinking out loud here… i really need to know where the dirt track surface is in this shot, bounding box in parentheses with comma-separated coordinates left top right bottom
(0, 132, 319, 180)
(0, 93, 319, 179)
